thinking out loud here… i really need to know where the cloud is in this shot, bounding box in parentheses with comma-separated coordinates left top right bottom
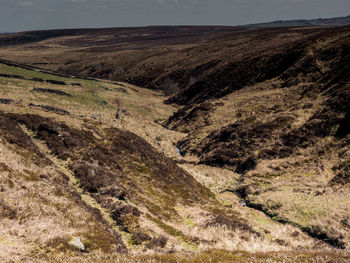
(70, 0, 87, 3)
(17, 1, 33, 6)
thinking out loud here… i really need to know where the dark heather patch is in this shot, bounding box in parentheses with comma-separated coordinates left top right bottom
(0, 73, 25, 80)
(164, 28, 350, 173)
(196, 116, 295, 171)
(28, 103, 70, 115)
(146, 236, 168, 249)
(204, 214, 261, 237)
(45, 79, 67, 85)
(32, 88, 72, 97)
(0, 72, 66, 86)
(0, 198, 17, 219)
(6, 113, 94, 160)
(0, 98, 13, 104)
(236, 155, 257, 174)
(165, 101, 215, 132)
(0, 112, 52, 166)
(329, 160, 350, 186)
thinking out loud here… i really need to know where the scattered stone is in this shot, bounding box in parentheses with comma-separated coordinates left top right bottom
(274, 239, 287, 246)
(69, 237, 85, 251)
(0, 73, 25, 80)
(45, 79, 67, 85)
(116, 109, 122, 119)
(0, 98, 13, 104)
(115, 87, 128, 94)
(39, 174, 49, 179)
(215, 102, 225, 106)
(32, 88, 72, 97)
(29, 103, 70, 115)
(0, 72, 70, 88)
(31, 77, 44, 82)
(341, 218, 350, 229)
(115, 109, 130, 119)
(91, 113, 102, 120)
(102, 86, 112, 91)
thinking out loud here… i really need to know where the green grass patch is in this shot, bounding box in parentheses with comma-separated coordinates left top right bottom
(183, 217, 196, 227)
(147, 214, 195, 246)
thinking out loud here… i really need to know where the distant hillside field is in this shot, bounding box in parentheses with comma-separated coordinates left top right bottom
(248, 15, 350, 27)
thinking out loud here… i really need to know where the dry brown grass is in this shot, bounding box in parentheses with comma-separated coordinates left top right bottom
(0, 62, 322, 262)
(0, 141, 123, 262)
(1, 46, 349, 261)
(178, 163, 327, 252)
(39, 249, 350, 263)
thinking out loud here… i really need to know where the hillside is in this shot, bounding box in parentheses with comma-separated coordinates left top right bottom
(0, 26, 346, 98)
(165, 25, 350, 251)
(0, 24, 350, 262)
(2, 58, 344, 262)
(248, 15, 350, 27)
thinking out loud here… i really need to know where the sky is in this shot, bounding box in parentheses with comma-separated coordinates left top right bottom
(0, 0, 350, 32)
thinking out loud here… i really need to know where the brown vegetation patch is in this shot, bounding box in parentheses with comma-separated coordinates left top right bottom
(205, 214, 260, 237)
(0, 197, 17, 219)
(0, 112, 51, 165)
(146, 236, 168, 249)
(165, 102, 214, 132)
(0, 98, 13, 104)
(0, 72, 66, 85)
(330, 160, 350, 185)
(196, 115, 295, 170)
(32, 88, 72, 97)
(45, 79, 67, 85)
(28, 103, 70, 115)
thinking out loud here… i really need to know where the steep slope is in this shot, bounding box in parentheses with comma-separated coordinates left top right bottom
(166, 26, 350, 165)
(0, 62, 212, 261)
(1, 25, 350, 262)
(164, 26, 350, 250)
(1, 60, 338, 262)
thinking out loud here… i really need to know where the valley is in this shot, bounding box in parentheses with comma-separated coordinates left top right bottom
(0, 24, 350, 262)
